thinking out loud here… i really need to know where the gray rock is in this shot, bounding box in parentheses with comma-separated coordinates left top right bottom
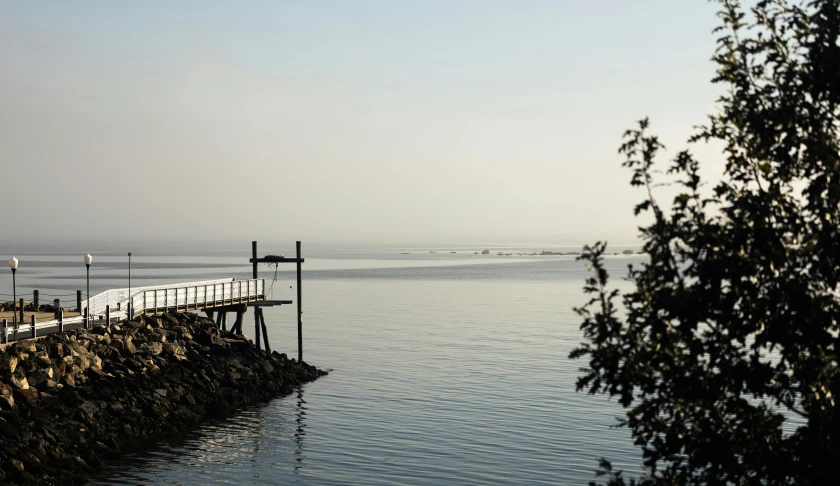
(140, 342, 163, 356)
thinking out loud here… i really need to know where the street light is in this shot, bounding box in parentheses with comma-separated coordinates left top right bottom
(8, 257, 18, 327)
(84, 254, 92, 328)
(128, 252, 132, 315)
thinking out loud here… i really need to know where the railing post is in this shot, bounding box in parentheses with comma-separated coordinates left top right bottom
(83, 307, 88, 330)
(54, 299, 60, 320)
(33, 290, 39, 310)
(31, 315, 36, 339)
(77, 290, 82, 313)
(59, 311, 64, 333)
(18, 298, 24, 324)
(2, 319, 6, 344)
(106, 305, 111, 328)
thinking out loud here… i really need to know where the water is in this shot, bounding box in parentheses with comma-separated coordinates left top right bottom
(0, 243, 646, 484)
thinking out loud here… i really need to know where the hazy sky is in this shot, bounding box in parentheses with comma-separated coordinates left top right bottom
(0, 1, 726, 246)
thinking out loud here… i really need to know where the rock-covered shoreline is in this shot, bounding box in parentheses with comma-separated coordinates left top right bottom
(0, 312, 327, 484)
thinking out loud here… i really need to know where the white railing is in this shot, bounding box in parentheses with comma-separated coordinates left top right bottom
(1, 278, 265, 343)
(126, 278, 264, 318)
(80, 278, 237, 319)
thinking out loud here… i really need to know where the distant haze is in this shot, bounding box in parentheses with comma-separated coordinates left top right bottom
(1, 1, 726, 247)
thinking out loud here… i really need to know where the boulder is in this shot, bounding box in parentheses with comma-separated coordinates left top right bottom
(0, 395, 14, 410)
(10, 371, 29, 390)
(12, 388, 39, 406)
(140, 342, 163, 356)
(0, 355, 18, 374)
(123, 336, 136, 355)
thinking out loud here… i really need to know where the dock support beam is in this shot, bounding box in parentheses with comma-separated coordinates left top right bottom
(259, 308, 270, 353)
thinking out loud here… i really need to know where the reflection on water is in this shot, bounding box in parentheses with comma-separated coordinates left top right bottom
(295, 388, 306, 475)
(29, 248, 651, 485)
(90, 386, 310, 485)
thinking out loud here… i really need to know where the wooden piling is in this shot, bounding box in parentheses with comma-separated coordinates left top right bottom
(2, 319, 6, 344)
(297, 240, 303, 362)
(77, 290, 82, 313)
(30, 315, 36, 338)
(252, 241, 261, 349)
(33, 290, 39, 310)
(259, 308, 271, 353)
(18, 298, 24, 324)
(106, 305, 111, 328)
(58, 311, 64, 333)
(231, 311, 243, 335)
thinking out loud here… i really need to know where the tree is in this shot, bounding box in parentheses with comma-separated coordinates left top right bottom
(570, 0, 840, 484)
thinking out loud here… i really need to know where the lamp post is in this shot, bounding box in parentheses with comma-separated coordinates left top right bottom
(128, 252, 132, 315)
(84, 254, 92, 328)
(8, 257, 18, 327)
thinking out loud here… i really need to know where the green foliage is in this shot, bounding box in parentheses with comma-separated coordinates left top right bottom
(571, 0, 840, 483)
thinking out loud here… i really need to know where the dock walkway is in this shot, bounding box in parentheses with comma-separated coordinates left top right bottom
(1, 277, 267, 343)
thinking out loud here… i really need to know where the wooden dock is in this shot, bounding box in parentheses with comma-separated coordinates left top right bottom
(2, 241, 307, 359)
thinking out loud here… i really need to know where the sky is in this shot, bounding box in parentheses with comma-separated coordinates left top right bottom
(0, 0, 726, 246)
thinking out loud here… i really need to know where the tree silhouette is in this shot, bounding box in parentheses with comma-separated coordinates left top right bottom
(571, 1, 840, 483)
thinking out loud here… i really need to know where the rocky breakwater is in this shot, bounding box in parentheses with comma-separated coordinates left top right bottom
(0, 312, 327, 484)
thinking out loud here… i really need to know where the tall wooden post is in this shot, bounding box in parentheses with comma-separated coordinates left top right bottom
(296, 241, 303, 362)
(33, 290, 39, 310)
(18, 298, 24, 323)
(2, 319, 6, 344)
(30, 315, 36, 338)
(77, 290, 82, 313)
(252, 241, 261, 349)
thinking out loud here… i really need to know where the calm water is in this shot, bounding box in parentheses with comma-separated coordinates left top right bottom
(0, 243, 646, 484)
